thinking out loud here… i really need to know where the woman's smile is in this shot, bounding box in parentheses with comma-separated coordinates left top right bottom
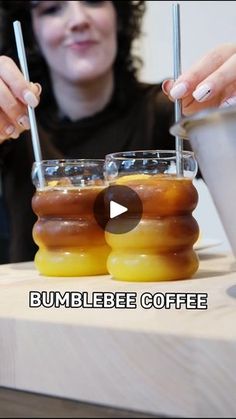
(64, 39, 98, 53)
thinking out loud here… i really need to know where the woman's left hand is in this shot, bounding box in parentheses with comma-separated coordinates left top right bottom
(162, 43, 236, 115)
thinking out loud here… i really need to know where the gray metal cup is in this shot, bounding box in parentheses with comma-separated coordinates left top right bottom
(170, 105, 236, 257)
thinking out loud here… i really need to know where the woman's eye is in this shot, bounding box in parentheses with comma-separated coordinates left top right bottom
(32, 2, 63, 16)
(41, 4, 61, 15)
(42, 7, 58, 15)
(32, 0, 105, 16)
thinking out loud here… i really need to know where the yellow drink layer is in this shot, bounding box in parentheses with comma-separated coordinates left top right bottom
(34, 246, 110, 277)
(106, 249, 199, 282)
(32, 186, 110, 277)
(106, 174, 199, 282)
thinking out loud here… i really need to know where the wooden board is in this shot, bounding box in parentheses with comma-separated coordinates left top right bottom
(0, 252, 236, 418)
(0, 387, 156, 418)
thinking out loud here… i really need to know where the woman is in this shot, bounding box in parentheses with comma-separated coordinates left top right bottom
(0, 0, 235, 263)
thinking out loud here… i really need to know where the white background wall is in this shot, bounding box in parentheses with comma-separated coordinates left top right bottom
(139, 1, 236, 83)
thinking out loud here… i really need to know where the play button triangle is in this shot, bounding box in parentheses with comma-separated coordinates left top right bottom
(110, 200, 128, 219)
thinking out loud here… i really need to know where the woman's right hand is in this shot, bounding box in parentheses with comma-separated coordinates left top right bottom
(0, 56, 41, 145)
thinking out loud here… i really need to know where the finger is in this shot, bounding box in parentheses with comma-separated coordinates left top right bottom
(0, 112, 22, 141)
(220, 93, 236, 108)
(163, 57, 236, 114)
(0, 56, 39, 107)
(0, 79, 31, 131)
(162, 79, 214, 114)
(181, 95, 218, 116)
(169, 43, 236, 100)
(182, 83, 236, 115)
(214, 85, 236, 108)
(162, 79, 174, 97)
(30, 82, 42, 98)
(192, 54, 236, 103)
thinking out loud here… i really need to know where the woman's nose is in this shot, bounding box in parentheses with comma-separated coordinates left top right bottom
(66, 1, 90, 31)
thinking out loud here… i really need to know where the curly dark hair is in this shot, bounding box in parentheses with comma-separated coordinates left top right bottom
(0, 1, 146, 108)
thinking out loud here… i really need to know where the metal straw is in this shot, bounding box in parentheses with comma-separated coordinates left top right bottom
(172, 3, 183, 176)
(13, 20, 44, 188)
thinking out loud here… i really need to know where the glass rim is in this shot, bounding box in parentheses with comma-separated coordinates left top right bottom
(32, 159, 105, 167)
(105, 149, 195, 161)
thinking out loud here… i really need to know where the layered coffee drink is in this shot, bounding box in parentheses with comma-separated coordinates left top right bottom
(105, 151, 199, 282)
(31, 160, 110, 277)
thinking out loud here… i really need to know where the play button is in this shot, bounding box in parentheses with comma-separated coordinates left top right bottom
(94, 185, 143, 234)
(110, 200, 127, 219)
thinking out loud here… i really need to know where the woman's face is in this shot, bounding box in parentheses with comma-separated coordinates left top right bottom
(31, 1, 117, 84)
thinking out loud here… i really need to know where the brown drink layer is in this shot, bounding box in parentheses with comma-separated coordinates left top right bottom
(119, 175, 199, 216)
(32, 187, 106, 249)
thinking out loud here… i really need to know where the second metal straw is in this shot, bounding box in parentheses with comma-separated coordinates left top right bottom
(172, 3, 183, 176)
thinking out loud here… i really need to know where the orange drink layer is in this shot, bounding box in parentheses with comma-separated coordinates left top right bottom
(104, 150, 200, 282)
(32, 186, 110, 277)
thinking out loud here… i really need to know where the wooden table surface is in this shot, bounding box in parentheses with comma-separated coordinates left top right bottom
(0, 387, 157, 418)
(0, 251, 236, 418)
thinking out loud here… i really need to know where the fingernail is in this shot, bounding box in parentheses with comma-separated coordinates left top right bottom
(219, 96, 236, 108)
(17, 115, 31, 129)
(193, 84, 212, 102)
(5, 125, 15, 136)
(31, 82, 42, 96)
(10, 130, 20, 139)
(35, 83, 42, 95)
(170, 82, 188, 99)
(23, 90, 39, 108)
(162, 80, 170, 95)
